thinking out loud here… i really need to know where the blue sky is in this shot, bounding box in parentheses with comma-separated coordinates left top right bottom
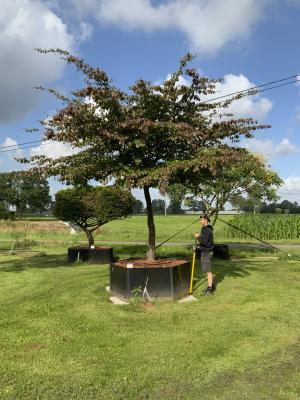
(1, 0, 300, 203)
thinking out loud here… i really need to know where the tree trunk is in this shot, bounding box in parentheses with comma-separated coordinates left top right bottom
(83, 229, 94, 247)
(212, 211, 219, 226)
(144, 187, 156, 261)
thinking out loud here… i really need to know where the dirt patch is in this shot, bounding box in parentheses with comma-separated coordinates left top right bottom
(68, 246, 111, 250)
(143, 301, 155, 311)
(114, 258, 188, 269)
(26, 343, 46, 352)
(0, 220, 69, 234)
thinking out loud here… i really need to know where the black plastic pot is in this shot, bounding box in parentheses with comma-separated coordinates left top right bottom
(213, 244, 229, 259)
(196, 244, 229, 260)
(110, 258, 191, 300)
(68, 246, 113, 264)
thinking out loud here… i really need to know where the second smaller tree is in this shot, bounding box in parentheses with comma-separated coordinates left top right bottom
(54, 186, 134, 247)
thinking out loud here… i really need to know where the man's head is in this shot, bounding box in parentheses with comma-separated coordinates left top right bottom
(200, 214, 210, 226)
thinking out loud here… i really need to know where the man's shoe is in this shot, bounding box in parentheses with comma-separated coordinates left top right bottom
(204, 287, 213, 295)
(202, 283, 216, 293)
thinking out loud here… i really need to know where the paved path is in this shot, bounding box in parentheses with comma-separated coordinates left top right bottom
(0, 239, 299, 249)
(86, 241, 300, 249)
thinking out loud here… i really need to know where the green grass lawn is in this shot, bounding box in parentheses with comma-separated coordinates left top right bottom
(0, 245, 299, 399)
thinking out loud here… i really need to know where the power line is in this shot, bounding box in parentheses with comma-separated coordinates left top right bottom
(251, 79, 299, 95)
(202, 74, 299, 103)
(218, 217, 292, 257)
(0, 139, 43, 150)
(0, 143, 46, 154)
(155, 216, 199, 249)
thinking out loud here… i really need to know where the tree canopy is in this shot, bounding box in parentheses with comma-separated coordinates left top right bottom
(0, 172, 51, 218)
(132, 199, 144, 215)
(54, 186, 134, 246)
(23, 49, 273, 259)
(174, 151, 282, 223)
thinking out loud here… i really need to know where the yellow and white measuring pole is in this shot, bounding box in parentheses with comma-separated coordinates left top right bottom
(189, 244, 197, 295)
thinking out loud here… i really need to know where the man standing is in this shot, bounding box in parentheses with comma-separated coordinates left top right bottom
(195, 215, 215, 295)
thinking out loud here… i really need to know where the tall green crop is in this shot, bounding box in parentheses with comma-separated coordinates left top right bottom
(225, 214, 300, 240)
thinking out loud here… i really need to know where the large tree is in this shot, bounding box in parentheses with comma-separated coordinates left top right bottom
(0, 172, 51, 218)
(0, 173, 11, 212)
(151, 199, 165, 215)
(23, 49, 271, 259)
(132, 198, 144, 215)
(173, 151, 282, 224)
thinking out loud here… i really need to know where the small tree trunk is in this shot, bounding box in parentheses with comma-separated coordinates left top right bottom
(83, 228, 94, 247)
(212, 211, 219, 226)
(144, 187, 156, 261)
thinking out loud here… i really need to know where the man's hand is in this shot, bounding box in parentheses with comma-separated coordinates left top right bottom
(195, 232, 200, 239)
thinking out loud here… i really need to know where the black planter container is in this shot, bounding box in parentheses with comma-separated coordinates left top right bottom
(196, 244, 230, 260)
(213, 244, 229, 259)
(110, 259, 191, 300)
(68, 246, 113, 264)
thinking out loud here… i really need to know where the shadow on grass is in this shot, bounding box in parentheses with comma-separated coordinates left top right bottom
(113, 244, 148, 260)
(192, 255, 268, 292)
(0, 245, 149, 274)
(147, 339, 300, 400)
(0, 252, 70, 273)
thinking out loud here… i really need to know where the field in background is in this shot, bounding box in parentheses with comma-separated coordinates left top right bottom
(0, 245, 299, 399)
(1, 215, 300, 251)
(225, 214, 300, 240)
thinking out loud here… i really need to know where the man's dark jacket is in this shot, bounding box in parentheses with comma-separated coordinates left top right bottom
(197, 225, 214, 251)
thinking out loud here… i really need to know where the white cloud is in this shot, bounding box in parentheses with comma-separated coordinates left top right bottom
(168, 0, 263, 55)
(1, 137, 24, 159)
(30, 141, 80, 159)
(57, 0, 265, 55)
(275, 138, 298, 155)
(0, 136, 25, 171)
(242, 138, 298, 160)
(99, 0, 170, 30)
(278, 176, 300, 202)
(0, 0, 74, 123)
(78, 22, 93, 42)
(49, 0, 99, 19)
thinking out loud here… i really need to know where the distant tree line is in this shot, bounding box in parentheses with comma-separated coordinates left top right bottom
(260, 200, 300, 214)
(133, 198, 185, 215)
(0, 172, 51, 219)
(134, 196, 300, 216)
(230, 194, 300, 214)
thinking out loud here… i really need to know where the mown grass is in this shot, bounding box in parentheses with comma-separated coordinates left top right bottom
(0, 245, 299, 399)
